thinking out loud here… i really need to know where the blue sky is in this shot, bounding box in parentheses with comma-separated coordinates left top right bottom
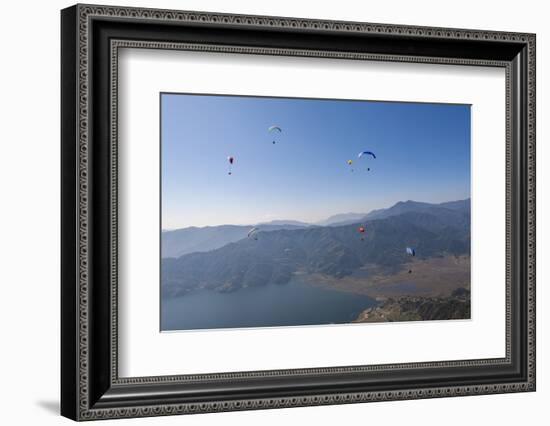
(161, 93, 470, 229)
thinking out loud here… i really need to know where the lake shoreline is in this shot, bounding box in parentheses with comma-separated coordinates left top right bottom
(161, 276, 378, 331)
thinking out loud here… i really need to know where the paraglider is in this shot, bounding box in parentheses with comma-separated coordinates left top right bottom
(406, 246, 416, 273)
(247, 227, 259, 241)
(358, 151, 376, 159)
(268, 125, 282, 144)
(227, 156, 234, 175)
(358, 226, 366, 241)
(358, 151, 376, 171)
(347, 159, 354, 172)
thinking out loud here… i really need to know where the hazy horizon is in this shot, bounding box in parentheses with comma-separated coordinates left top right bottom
(161, 196, 471, 231)
(161, 94, 471, 229)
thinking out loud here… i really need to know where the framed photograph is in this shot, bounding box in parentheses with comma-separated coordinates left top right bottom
(61, 4, 536, 421)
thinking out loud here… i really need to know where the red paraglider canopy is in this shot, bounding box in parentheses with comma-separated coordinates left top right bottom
(358, 226, 365, 233)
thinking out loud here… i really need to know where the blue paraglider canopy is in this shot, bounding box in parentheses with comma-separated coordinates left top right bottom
(358, 151, 376, 159)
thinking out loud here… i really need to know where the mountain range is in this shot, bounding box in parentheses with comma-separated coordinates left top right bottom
(364, 199, 470, 221)
(162, 223, 309, 259)
(162, 199, 469, 258)
(315, 212, 368, 227)
(162, 199, 470, 298)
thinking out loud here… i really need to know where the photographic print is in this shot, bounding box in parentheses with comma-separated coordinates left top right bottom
(160, 93, 471, 331)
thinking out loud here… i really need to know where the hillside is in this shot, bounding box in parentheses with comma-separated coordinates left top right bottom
(315, 212, 367, 227)
(364, 198, 470, 221)
(162, 223, 309, 258)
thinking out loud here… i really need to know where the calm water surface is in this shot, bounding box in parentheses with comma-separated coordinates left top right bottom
(161, 277, 377, 331)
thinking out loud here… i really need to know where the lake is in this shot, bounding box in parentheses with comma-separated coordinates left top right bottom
(161, 277, 378, 331)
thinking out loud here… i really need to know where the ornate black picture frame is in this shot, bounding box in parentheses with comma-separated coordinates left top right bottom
(61, 4, 536, 421)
